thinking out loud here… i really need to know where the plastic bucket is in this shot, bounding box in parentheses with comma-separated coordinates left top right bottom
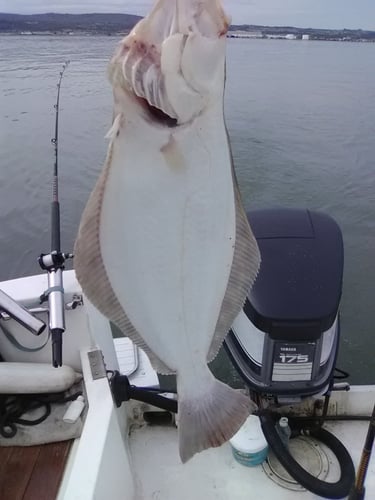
(230, 415, 268, 467)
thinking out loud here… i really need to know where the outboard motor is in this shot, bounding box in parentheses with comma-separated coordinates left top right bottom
(225, 208, 344, 400)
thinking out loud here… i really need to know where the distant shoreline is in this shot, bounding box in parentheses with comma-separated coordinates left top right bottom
(1, 13, 374, 42)
(1, 32, 374, 43)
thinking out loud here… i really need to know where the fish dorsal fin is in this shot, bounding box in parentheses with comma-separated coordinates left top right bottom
(208, 164, 261, 362)
(74, 116, 174, 375)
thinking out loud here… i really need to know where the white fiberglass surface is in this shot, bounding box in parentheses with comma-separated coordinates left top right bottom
(128, 419, 374, 500)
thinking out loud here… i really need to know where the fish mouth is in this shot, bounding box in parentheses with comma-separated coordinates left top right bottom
(109, 0, 230, 126)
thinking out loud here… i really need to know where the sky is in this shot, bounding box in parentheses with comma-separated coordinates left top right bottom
(0, 1, 375, 31)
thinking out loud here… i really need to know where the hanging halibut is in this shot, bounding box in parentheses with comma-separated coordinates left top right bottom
(74, 0, 261, 463)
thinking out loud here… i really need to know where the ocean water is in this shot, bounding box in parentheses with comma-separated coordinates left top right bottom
(0, 36, 374, 383)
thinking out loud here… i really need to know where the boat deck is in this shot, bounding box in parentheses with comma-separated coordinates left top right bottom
(129, 420, 375, 500)
(0, 441, 72, 500)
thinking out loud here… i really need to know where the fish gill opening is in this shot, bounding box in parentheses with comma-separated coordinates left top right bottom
(147, 102, 178, 128)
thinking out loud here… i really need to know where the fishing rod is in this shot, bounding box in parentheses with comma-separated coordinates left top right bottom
(38, 61, 73, 368)
(349, 401, 375, 500)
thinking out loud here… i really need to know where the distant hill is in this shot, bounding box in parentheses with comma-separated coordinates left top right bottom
(0, 13, 142, 34)
(0, 13, 374, 41)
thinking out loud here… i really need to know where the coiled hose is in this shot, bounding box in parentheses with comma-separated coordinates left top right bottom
(260, 411, 355, 499)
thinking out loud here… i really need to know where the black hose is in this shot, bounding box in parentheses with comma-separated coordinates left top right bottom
(260, 411, 355, 499)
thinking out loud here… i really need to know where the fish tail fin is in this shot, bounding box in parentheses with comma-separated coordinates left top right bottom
(177, 374, 256, 463)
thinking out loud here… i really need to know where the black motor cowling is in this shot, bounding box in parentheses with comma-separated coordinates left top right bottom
(225, 208, 344, 398)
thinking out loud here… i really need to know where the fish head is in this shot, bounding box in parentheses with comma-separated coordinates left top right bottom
(108, 0, 230, 126)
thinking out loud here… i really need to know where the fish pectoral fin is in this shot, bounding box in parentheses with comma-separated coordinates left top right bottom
(177, 375, 257, 463)
(105, 113, 123, 141)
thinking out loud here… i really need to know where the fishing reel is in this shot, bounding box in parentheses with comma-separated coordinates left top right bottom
(38, 251, 73, 273)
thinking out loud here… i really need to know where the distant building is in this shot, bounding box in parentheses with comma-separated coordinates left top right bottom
(228, 30, 262, 39)
(266, 33, 297, 40)
(302, 34, 310, 40)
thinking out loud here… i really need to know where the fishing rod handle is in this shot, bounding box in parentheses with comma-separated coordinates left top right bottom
(51, 200, 61, 252)
(48, 268, 65, 333)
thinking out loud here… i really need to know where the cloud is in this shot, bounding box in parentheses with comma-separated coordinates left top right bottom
(0, 1, 150, 15)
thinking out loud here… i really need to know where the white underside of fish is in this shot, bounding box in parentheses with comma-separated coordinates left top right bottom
(74, 0, 261, 463)
(101, 99, 235, 374)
